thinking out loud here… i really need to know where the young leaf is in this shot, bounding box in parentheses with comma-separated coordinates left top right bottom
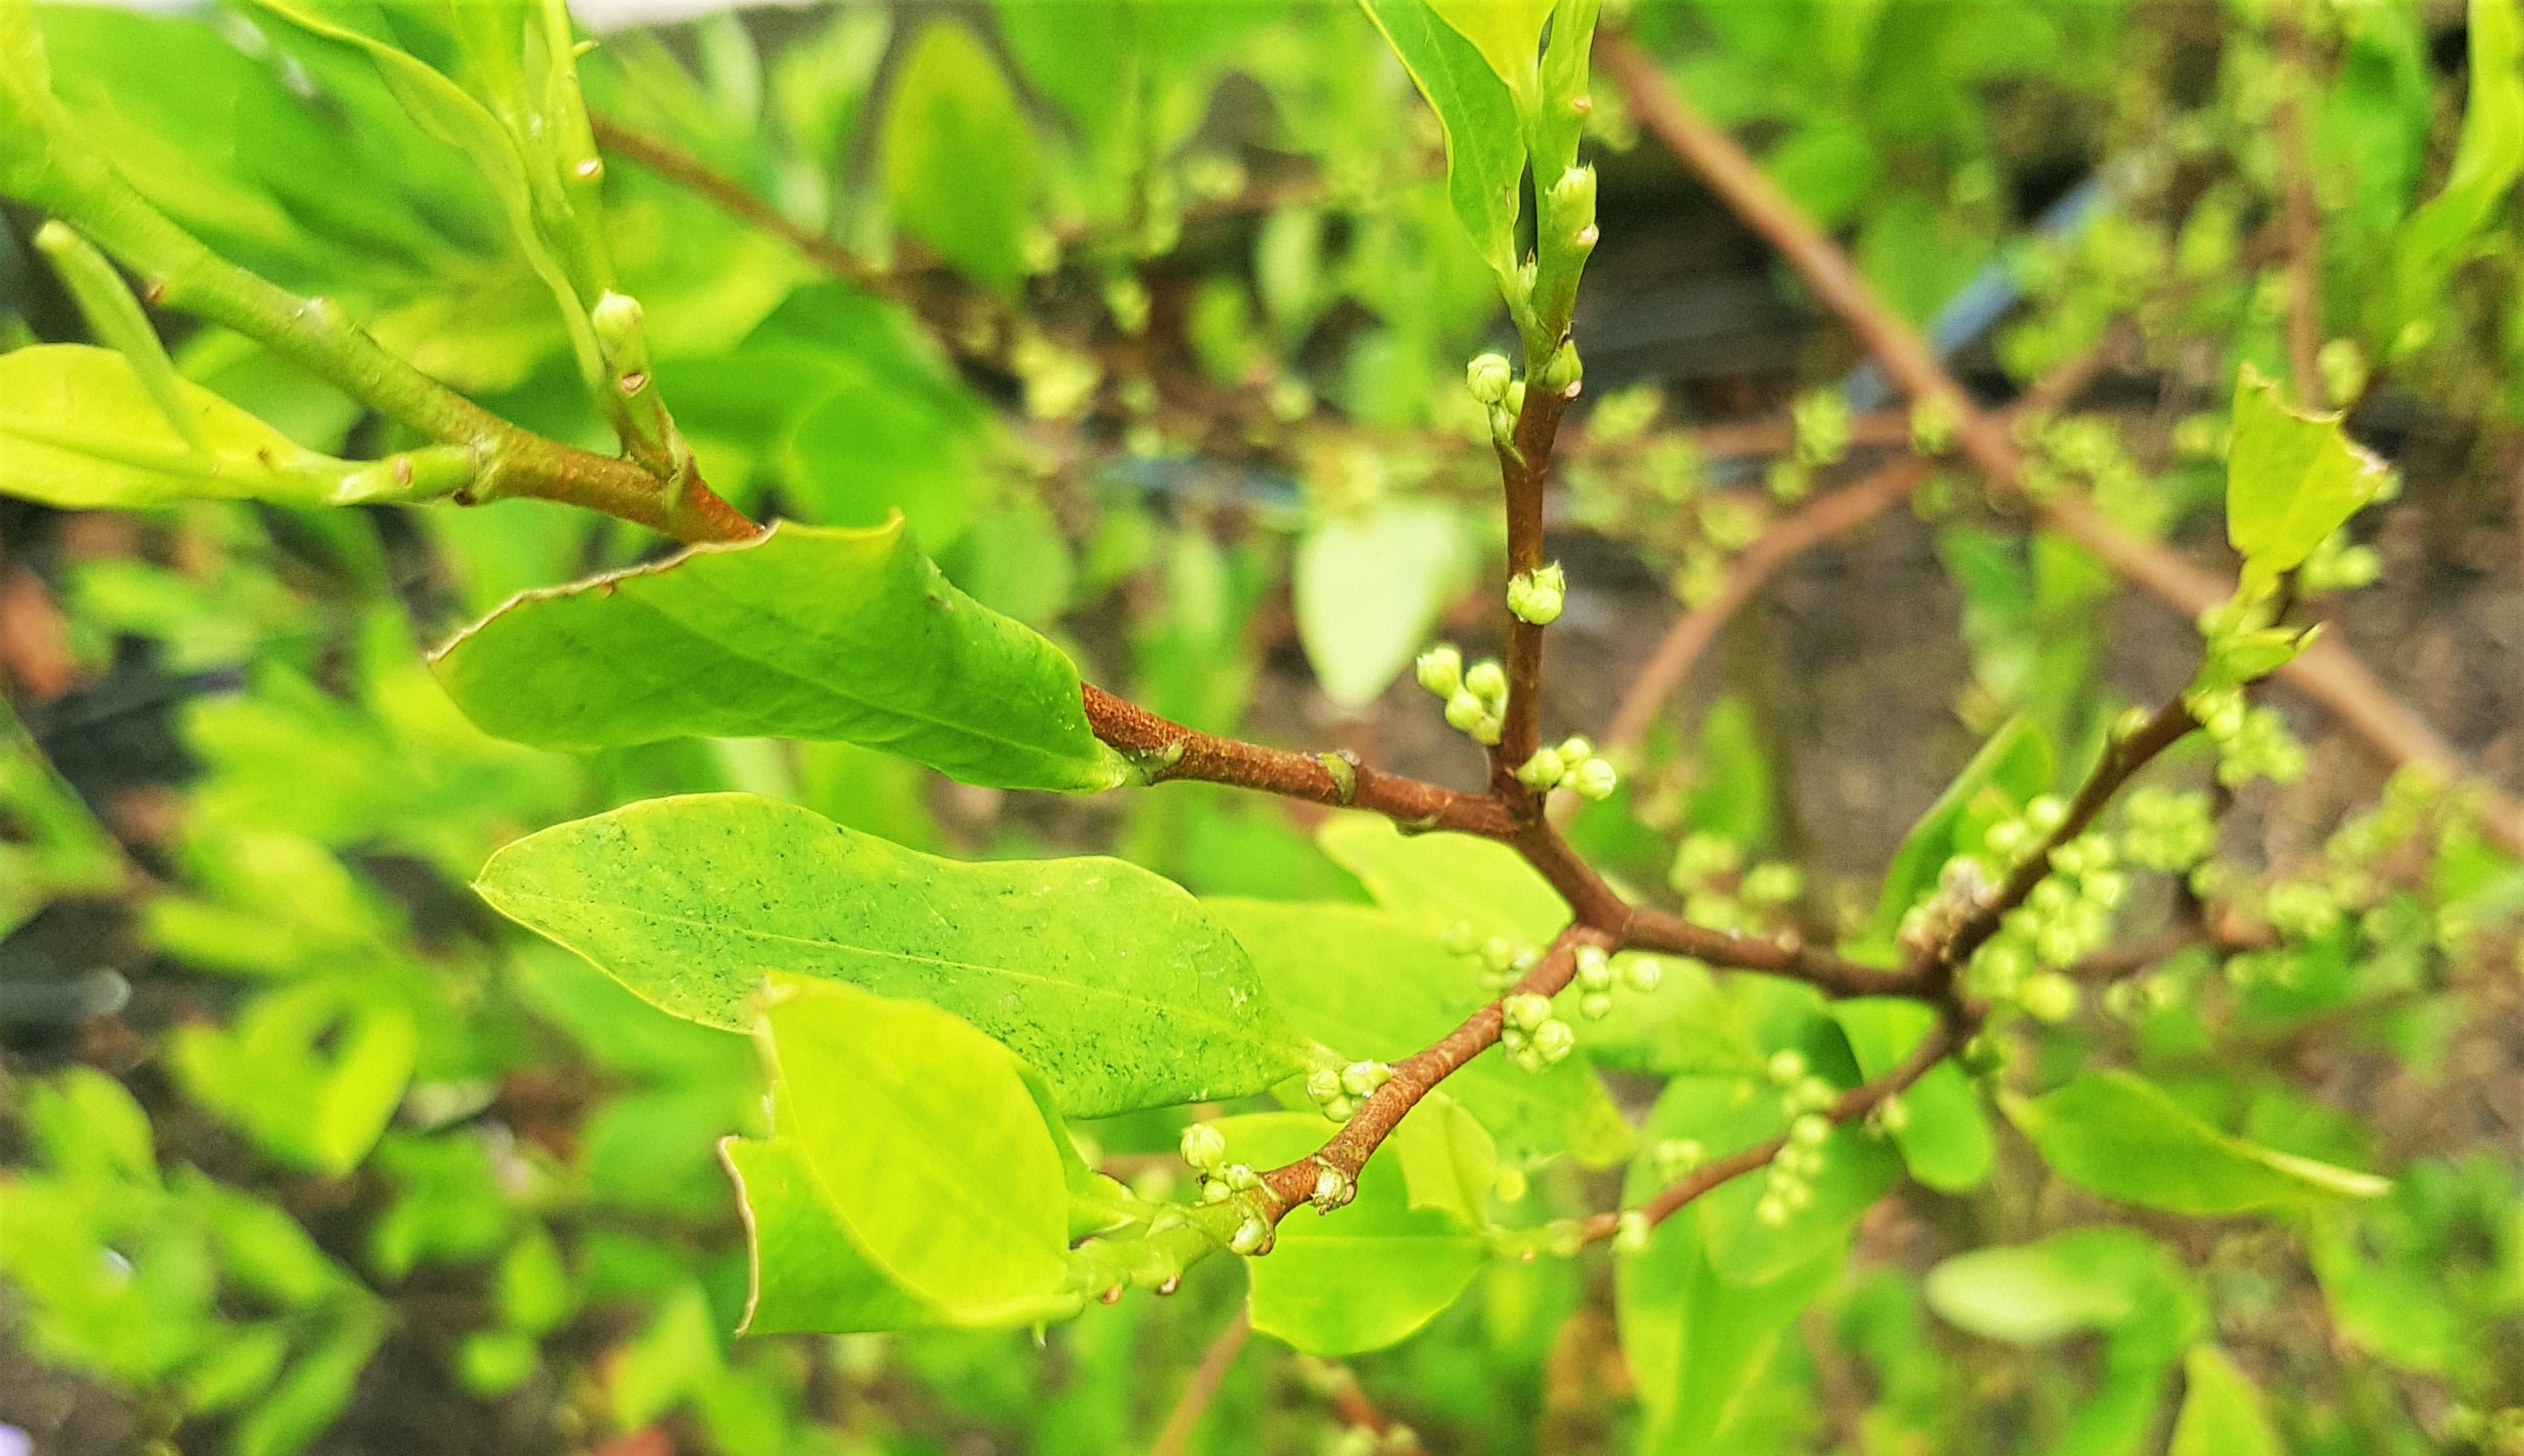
(1316, 812, 1570, 944)
(1214, 1112, 1490, 1356)
(2168, 1345, 2282, 1456)
(2003, 1070, 2393, 1215)
(169, 982, 417, 1176)
(1924, 1227, 2197, 1346)
(2390, 0, 2524, 345)
(432, 518, 1130, 794)
(720, 1135, 941, 1335)
(1210, 898, 1632, 1167)
(1425, 0, 1552, 95)
(1829, 999, 1993, 1193)
(1356, 0, 1529, 283)
(476, 794, 1304, 1118)
(883, 21, 1037, 293)
(2224, 364, 2392, 600)
(0, 346, 462, 511)
(1293, 499, 1475, 708)
(757, 976, 1074, 1319)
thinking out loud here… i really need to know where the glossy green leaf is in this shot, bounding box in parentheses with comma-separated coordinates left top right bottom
(477, 794, 1303, 1118)
(1210, 898, 1631, 1167)
(1616, 1199, 1843, 1456)
(759, 975, 1073, 1318)
(1636, 1070, 1896, 1286)
(2004, 1071, 2392, 1215)
(1216, 1112, 1490, 1356)
(24, 1066, 157, 1187)
(169, 981, 416, 1176)
(1924, 1227, 2195, 1346)
(1426, 0, 1552, 93)
(2224, 365, 2392, 600)
(720, 1135, 939, 1335)
(432, 518, 1129, 793)
(883, 21, 1036, 292)
(2168, 1345, 2282, 1456)
(1357, 0, 1528, 281)
(1293, 499, 1475, 707)
(1829, 998, 1993, 1192)
(1316, 812, 1570, 944)
(0, 346, 451, 511)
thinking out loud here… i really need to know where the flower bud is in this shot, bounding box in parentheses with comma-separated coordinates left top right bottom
(1507, 563, 1568, 625)
(1306, 1067, 1343, 1106)
(1228, 1213, 1269, 1255)
(2026, 795, 2068, 834)
(1548, 165, 1598, 224)
(1574, 944, 1613, 990)
(1790, 1113, 1832, 1149)
(1654, 1137, 1703, 1174)
(1312, 1164, 1355, 1209)
(1465, 351, 1514, 404)
(2020, 971, 2080, 1023)
(1341, 1060, 1393, 1097)
(1504, 993, 1552, 1031)
(1464, 660, 1508, 702)
(1557, 735, 1594, 765)
(1179, 1122, 1227, 1172)
(1579, 991, 1614, 1020)
(1516, 747, 1568, 789)
(1612, 1210, 1650, 1255)
(1755, 1194, 1790, 1226)
(1532, 1018, 1577, 1063)
(590, 290, 646, 356)
(1793, 1076, 1837, 1114)
(1622, 955, 1663, 994)
(1766, 1048, 1808, 1085)
(1416, 645, 1464, 697)
(1569, 757, 1619, 801)
(1445, 690, 1488, 733)
(1223, 1162, 1261, 1190)
(1876, 1094, 1911, 1135)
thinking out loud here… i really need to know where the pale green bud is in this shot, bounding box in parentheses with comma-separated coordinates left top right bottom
(1466, 351, 1514, 404)
(1445, 690, 1489, 734)
(1223, 1162, 1261, 1190)
(1311, 1164, 1355, 1209)
(1228, 1213, 1269, 1254)
(1755, 1194, 1790, 1226)
(1465, 660, 1508, 702)
(1766, 1048, 1808, 1085)
(1306, 1066, 1343, 1105)
(2026, 795, 2069, 835)
(1416, 645, 1464, 697)
(1612, 1210, 1650, 1255)
(1341, 1060, 1393, 1097)
(1532, 1018, 1577, 1064)
(1557, 735, 1594, 764)
(1517, 747, 1568, 789)
(1793, 1076, 1837, 1114)
(1790, 1114, 1832, 1149)
(1569, 757, 1618, 801)
(2020, 971, 2080, 1023)
(1574, 944, 1614, 990)
(1579, 991, 1614, 1020)
(1508, 562, 1568, 625)
(1876, 1094, 1911, 1135)
(1179, 1122, 1227, 1172)
(590, 290, 646, 357)
(1504, 993, 1552, 1031)
(1782, 1179, 1813, 1210)
(1622, 955, 1662, 994)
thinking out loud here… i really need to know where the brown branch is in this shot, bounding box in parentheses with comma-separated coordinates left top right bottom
(593, 117, 891, 294)
(1494, 381, 1578, 790)
(1082, 684, 1513, 837)
(1601, 32, 2523, 857)
(1623, 903, 1925, 999)
(1149, 1310, 1250, 1456)
(1576, 1022, 1956, 1242)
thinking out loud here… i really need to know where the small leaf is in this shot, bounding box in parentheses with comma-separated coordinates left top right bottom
(1356, 0, 1529, 282)
(759, 976, 1073, 1318)
(1293, 499, 1475, 708)
(432, 518, 1128, 793)
(2168, 1345, 2282, 1456)
(1924, 1227, 2197, 1346)
(1616, 1198, 1843, 1456)
(883, 21, 1037, 293)
(2390, 0, 2524, 344)
(477, 794, 1303, 1118)
(1216, 1112, 1489, 1356)
(720, 1136, 941, 1335)
(0, 346, 408, 510)
(2004, 1070, 2393, 1215)
(2224, 364, 2392, 599)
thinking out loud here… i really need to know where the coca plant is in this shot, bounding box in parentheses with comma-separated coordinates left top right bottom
(2, 0, 2519, 1452)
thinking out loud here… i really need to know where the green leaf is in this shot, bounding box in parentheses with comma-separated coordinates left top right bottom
(1356, 0, 1529, 282)
(2004, 1071, 2393, 1215)
(720, 1136, 941, 1335)
(1829, 999, 1992, 1192)
(1215, 1112, 1490, 1356)
(1637, 1070, 1897, 1286)
(476, 794, 1303, 1118)
(2224, 364, 2392, 600)
(169, 982, 416, 1176)
(1210, 898, 1632, 1167)
(1425, 0, 1552, 94)
(1924, 1227, 2197, 1346)
(2390, 0, 2524, 344)
(0, 346, 444, 510)
(432, 518, 1128, 794)
(883, 21, 1037, 293)
(1293, 499, 1475, 708)
(2168, 1345, 2282, 1456)
(1616, 1202, 1843, 1456)
(758, 976, 1074, 1318)
(24, 1066, 156, 1186)
(1316, 812, 1570, 945)
(1682, 697, 1775, 849)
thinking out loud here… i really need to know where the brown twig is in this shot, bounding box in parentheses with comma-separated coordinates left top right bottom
(594, 116, 893, 294)
(1149, 1310, 1250, 1456)
(1493, 381, 1579, 791)
(2273, 12, 2329, 409)
(1600, 32, 2522, 856)
(1576, 1022, 1957, 1242)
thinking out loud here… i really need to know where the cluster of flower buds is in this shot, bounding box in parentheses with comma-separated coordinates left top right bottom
(1756, 1051, 1841, 1225)
(1514, 732, 1618, 800)
(1466, 350, 1526, 446)
(1570, 943, 1662, 1022)
(1305, 1058, 1393, 1123)
(1499, 992, 1576, 1074)
(1444, 924, 1541, 992)
(1324, 1422, 1421, 1456)
(1507, 562, 1568, 625)
(1179, 1122, 1269, 1243)
(2119, 785, 2219, 873)
(1417, 645, 1508, 745)
(2189, 689, 2309, 788)
(1956, 803, 2128, 1022)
